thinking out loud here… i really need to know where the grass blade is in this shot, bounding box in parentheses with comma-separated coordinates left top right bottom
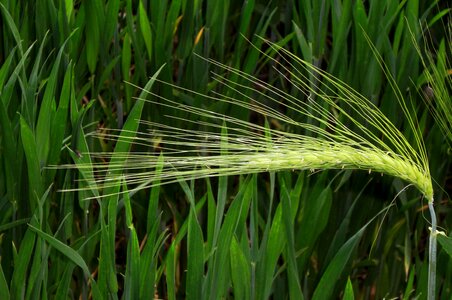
(256, 203, 284, 300)
(0, 98, 18, 201)
(10, 228, 36, 299)
(138, 0, 153, 62)
(84, 0, 103, 73)
(298, 180, 332, 270)
(35, 34, 71, 166)
(46, 61, 73, 181)
(312, 204, 393, 300)
(0, 2, 24, 55)
(230, 236, 251, 300)
(312, 225, 366, 300)
(437, 233, 452, 259)
(28, 224, 91, 280)
(123, 183, 141, 300)
(0, 263, 10, 299)
(100, 65, 165, 198)
(186, 210, 204, 300)
(205, 176, 253, 299)
(280, 176, 303, 299)
(343, 277, 354, 300)
(0, 47, 16, 90)
(165, 242, 177, 300)
(20, 116, 43, 200)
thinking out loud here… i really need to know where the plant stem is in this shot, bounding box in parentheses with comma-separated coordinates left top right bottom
(428, 200, 437, 300)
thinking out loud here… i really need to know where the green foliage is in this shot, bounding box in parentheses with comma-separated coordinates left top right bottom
(0, 0, 450, 299)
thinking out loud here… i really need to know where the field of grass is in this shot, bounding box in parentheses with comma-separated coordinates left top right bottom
(0, 0, 451, 299)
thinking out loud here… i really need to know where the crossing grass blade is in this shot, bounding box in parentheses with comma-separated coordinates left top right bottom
(54, 263, 76, 299)
(27, 223, 103, 299)
(147, 154, 164, 232)
(122, 182, 141, 300)
(205, 175, 254, 299)
(312, 204, 393, 300)
(139, 217, 168, 299)
(298, 178, 332, 270)
(312, 225, 366, 300)
(256, 199, 285, 300)
(280, 176, 303, 299)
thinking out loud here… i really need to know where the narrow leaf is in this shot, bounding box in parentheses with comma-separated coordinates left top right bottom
(343, 277, 354, 300)
(312, 226, 366, 299)
(437, 233, 452, 258)
(20, 116, 43, 199)
(0, 263, 10, 299)
(28, 224, 91, 278)
(186, 210, 204, 300)
(230, 236, 251, 300)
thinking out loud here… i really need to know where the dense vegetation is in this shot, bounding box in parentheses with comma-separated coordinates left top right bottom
(0, 0, 451, 299)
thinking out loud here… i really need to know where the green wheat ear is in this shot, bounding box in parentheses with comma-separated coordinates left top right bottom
(59, 38, 437, 297)
(69, 39, 433, 202)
